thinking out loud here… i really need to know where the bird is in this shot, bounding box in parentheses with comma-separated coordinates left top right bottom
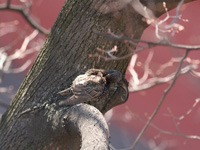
(57, 69, 122, 106)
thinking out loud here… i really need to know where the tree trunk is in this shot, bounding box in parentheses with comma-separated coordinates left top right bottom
(0, 0, 194, 149)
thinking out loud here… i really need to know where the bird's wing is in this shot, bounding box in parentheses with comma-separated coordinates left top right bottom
(59, 95, 88, 106)
(72, 83, 104, 100)
(59, 86, 105, 106)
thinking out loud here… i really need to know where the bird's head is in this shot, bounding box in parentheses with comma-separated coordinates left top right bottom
(86, 69, 122, 83)
(85, 69, 122, 83)
(104, 70, 122, 83)
(82, 69, 128, 113)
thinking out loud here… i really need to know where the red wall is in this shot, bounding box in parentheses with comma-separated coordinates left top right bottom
(1, 1, 200, 149)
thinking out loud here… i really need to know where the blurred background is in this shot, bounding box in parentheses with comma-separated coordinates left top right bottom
(0, 0, 200, 150)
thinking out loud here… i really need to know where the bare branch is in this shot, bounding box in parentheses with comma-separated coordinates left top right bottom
(128, 54, 140, 85)
(131, 50, 190, 149)
(0, 21, 18, 37)
(6, 60, 32, 73)
(126, 109, 200, 141)
(129, 64, 197, 92)
(136, 51, 154, 85)
(93, 29, 200, 61)
(7, 30, 39, 61)
(0, 30, 41, 75)
(191, 70, 200, 78)
(163, 98, 200, 121)
(0, 2, 49, 35)
(94, 30, 200, 51)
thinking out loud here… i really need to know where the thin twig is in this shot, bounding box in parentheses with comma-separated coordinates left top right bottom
(163, 98, 200, 121)
(129, 64, 197, 92)
(137, 51, 154, 85)
(126, 108, 200, 141)
(92, 30, 200, 61)
(94, 30, 200, 51)
(172, 0, 184, 24)
(167, 108, 182, 134)
(178, 98, 200, 120)
(0, 2, 49, 35)
(6, 0, 11, 7)
(131, 50, 190, 149)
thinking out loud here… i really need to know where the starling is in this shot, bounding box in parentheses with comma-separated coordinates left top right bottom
(58, 69, 122, 106)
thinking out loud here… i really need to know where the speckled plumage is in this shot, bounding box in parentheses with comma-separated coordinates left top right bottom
(58, 69, 122, 106)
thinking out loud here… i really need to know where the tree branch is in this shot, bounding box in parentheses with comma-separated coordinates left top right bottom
(15, 103, 110, 150)
(127, 110, 200, 141)
(0, 2, 49, 35)
(129, 64, 197, 92)
(131, 49, 190, 149)
(92, 30, 200, 61)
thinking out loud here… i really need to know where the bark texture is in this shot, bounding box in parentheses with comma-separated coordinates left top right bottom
(0, 0, 194, 149)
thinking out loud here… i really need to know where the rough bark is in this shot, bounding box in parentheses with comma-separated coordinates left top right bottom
(0, 0, 194, 149)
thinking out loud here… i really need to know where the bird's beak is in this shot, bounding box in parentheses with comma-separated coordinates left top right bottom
(119, 78, 129, 103)
(105, 70, 122, 83)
